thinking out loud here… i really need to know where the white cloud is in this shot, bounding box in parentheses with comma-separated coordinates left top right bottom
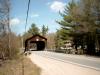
(10, 18, 20, 25)
(31, 14, 39, 18)
(50, 1, 65, 12)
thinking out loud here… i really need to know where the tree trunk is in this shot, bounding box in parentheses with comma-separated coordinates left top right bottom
(86, 32, 96, 55)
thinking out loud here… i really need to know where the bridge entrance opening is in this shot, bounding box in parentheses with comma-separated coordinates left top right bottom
(30, 41, 45, 50)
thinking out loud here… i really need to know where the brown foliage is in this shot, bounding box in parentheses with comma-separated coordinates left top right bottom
(0, 32, 20, 59)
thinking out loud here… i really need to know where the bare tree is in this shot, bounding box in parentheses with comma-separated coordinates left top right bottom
(46, 33, 56, 51)
(0, 0, 10, 34)
(0, 0, 20, 59)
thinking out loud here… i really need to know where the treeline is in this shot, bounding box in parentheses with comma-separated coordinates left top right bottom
(23, 23, 48, 45)
(56, 0, 100, 56)
(0, 0, 21, 60)
(23, 23, 57, 50)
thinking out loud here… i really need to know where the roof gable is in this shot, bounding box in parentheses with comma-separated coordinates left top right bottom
(26, 34, 47, 42)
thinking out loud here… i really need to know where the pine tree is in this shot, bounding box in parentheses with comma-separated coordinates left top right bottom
(58, 0, 100, 55)
(41, 25, 48, 37)
(28, 23, 40, 35)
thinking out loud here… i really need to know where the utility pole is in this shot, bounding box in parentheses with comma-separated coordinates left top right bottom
(22, 0, 31, 75)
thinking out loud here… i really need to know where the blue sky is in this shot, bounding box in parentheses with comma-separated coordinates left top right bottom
(10, 0, 70, 35)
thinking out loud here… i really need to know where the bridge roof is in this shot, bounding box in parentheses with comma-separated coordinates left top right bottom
(25, 34, 47, 42)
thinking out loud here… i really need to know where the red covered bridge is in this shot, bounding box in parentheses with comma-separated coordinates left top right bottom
(25, 34, 47, 51)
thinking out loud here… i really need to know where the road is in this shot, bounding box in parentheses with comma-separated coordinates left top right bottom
(32, 51, 100, 71)
(29, 51, 100, 75)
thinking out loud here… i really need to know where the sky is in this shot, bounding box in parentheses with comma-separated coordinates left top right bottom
(10, 0, 70, 35)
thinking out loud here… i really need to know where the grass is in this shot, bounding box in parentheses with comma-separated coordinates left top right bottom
(0, 56, 41, 75)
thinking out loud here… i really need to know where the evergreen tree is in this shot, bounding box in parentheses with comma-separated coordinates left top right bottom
(57, 0, 78, 51)
(28, 23, 40, 35)
(41, 25, 48, 36)
(58, 0, 100, 55)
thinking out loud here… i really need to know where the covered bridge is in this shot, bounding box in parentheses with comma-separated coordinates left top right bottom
(25, 34, 47, 51)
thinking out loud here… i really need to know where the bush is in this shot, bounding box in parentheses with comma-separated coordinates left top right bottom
(0, 32, 20, 60)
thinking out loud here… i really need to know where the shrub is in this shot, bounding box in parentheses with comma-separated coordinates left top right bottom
(0, 32, 20, 60)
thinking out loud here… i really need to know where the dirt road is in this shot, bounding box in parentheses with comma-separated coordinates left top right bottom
(29, 52, 100, 75)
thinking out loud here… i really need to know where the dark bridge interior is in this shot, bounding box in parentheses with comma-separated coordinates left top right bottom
(30, 41, 45, 50)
